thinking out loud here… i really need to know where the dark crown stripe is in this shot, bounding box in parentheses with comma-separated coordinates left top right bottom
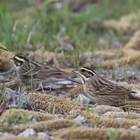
(80, 67, 97, 76)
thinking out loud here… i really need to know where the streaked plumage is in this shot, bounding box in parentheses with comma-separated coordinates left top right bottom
(11, 54, 74, 89)
(73, 67, 140, 106)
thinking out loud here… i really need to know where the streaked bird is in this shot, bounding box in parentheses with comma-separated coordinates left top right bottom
(73, 67, 140, 106)
(11, 54, 77, 90)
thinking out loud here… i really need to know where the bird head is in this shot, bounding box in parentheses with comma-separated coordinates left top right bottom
(11, 54, 29, 69)
(73, 67, 96, 84)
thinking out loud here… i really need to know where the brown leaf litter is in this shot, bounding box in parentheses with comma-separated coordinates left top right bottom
(28, 92, 140, 119)
(103, 10, 140, 33)
(28, 50, 56, 66)
(0, 108, 55, 124)
(1, 92, 140, 139)
(92, 105, 123, 115)
(81, 110, 139, 128)
(1, 136, 42, 140)
(0, 109, 80, 134)
(9, 93, 140, 128)
(53, 127, 140, 140)
(11, 119, 79, 134)
(103, 111, 140, 120)
(28, 92, 85, 114)
(91, 29, 140, 68)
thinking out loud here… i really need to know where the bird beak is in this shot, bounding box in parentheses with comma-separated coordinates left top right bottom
(72, 68, 86, 84)
(72, 68, 79, 74)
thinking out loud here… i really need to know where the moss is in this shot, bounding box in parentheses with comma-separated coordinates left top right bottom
(11, 119, 80, 134)
(54, 127, 140, 140)
(28, 92, 85, 114)
(1, 136, 42, 140)
(81, 111, 139, 128)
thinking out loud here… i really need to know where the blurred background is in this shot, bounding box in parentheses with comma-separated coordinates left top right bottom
(1, 0, 140, 69)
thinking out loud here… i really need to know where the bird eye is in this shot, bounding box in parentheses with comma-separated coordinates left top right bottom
(80, 69, 85, 72)
(17, 62, 21, 66)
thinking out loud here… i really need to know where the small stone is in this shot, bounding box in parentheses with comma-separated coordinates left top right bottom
(76, 94, 91, 105)
(31, 118, 38, 123)
(0, 132, 14, 138)
(129, 125, 138, 131)
(18, 128, 36, 137)
(0, 75, 4, 81)
(73, 115, 85, 122)
(38, 132, 50, 139)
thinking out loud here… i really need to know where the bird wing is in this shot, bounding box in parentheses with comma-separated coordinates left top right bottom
(36, 69, 65, 80)
(91, 76, 137, 96)
(20, 62, 40, 76)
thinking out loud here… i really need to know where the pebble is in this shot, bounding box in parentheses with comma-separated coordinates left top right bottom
(0, 132, 14, 138)
(38, 132, 50, 139)
(76, 94, 91, 105)
(73, 115, 85, 122)
(18, 128, 36, 137)
(129, 125, 138, 131)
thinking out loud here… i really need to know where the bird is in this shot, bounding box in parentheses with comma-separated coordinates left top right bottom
(73, 67, 140, 106)
(10, 54, 78, 90)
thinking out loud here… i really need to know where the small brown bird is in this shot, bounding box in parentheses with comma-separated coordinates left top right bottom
(11, 54, 77, 90)
(73, 67, 140, 106)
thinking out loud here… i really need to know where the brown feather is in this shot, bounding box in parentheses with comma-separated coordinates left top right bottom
(75, 67, 140, 106)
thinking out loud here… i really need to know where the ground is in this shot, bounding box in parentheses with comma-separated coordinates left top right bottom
(0, 0, 140, 140)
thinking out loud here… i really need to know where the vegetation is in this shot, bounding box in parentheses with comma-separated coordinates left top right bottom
(1, 0, 140, 52)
